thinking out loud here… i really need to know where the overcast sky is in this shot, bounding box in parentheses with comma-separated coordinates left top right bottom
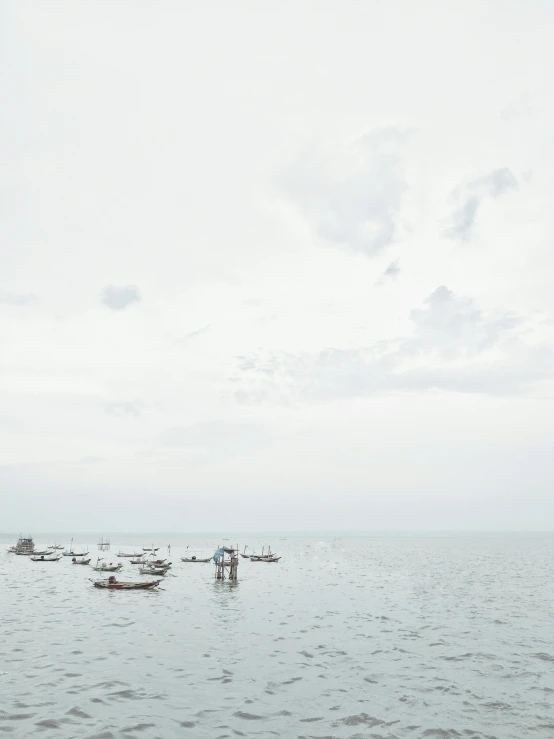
(1, 0, 554, 532)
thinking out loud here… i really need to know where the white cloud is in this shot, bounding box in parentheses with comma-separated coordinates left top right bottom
(232, 286, 548, 404)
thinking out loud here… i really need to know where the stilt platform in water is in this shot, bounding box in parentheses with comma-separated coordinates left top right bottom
(213, 545, 239, 581)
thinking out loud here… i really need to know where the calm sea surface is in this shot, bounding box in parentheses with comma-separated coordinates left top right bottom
(1, 533, 554, 739)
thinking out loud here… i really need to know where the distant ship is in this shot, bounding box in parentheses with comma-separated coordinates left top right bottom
(14, 535, 35, 555)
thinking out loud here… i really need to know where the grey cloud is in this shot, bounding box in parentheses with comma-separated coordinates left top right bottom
(444, 196, 480, 242)
(445, 168, 518, 241)
(232, 287, 539, 404)
(181, 324, 210, 341)
(0, 293, 38, 306)
(280, 128, 408, 256)
(376, 260, 401, 286)
(101, 284, 140, 310)
(470, 167, 518, 198)
(404, 285, 520, 359)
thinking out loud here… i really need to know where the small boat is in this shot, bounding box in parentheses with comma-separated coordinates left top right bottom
(93, 561, 123, 572)
(93, 576, 161, 590)
(139, 567, 168, 575)
(30, 554, 62, 562)
(33, 549, 54, 556)
(63, 538, 88, 557)
(142, 546, 159, 552)
(72, 557, 91, 565)
(249, 546, 280, 562)
(181, 556, 212, 563)
(117, 552, 141, 558)
(48, 543, 64, 550)
(251, 556, 281, 562)
(248, 545, 279, 561)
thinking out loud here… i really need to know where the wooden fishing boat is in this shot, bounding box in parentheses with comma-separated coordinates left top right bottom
(30, 554, 62, 562)
(93, 562, 123, 572)
(72, 557, 91, 565)
(250, 554, 281, 562)
(117, 552, 140, 558)
(139, 567, 168, 575)
(181, 556, 212, 563)
(33, 549, 54, 556)
(93, 576, 161, 590)
(63, 538, 88, 557)
(48, 544, 64, 550)
(246, 545, 278, 561)
(142, 547, 159, 552)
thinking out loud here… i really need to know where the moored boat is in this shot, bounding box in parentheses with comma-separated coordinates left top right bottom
(139, 567, 169, 575)
(14, 536, 35, 555)
(72, 557, 91, 565)
(93, 560, 123, 572)
(181, 556, 212, 563)
(30, 554, 62, 562)
(250, 555, 281, 562)
(93, 576, 161, 590)
(63, 538, 88, 557)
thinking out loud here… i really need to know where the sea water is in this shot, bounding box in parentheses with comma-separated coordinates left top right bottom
(1, 533, 553, 738)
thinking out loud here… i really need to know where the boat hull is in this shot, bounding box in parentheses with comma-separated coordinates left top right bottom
(181, 557, 212, 562)
(93, 580, 161, 590)
(93, 566, 122, 572)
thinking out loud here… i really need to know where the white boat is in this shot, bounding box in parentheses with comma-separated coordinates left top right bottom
(30, 554, 62, 562)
